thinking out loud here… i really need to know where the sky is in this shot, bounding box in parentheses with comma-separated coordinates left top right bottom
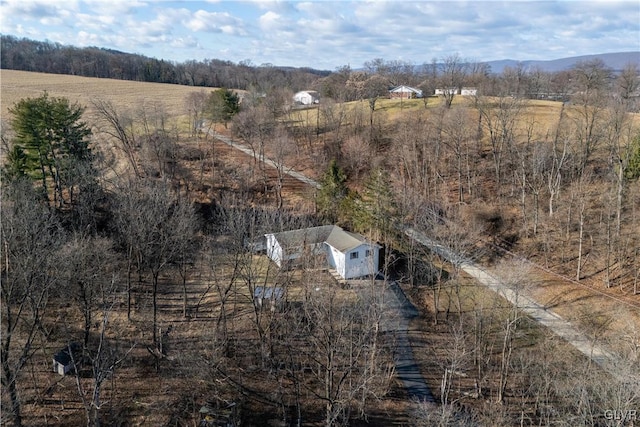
(1, 0, 639, 70)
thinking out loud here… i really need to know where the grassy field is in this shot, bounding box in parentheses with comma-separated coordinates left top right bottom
(1, 69, 212, 119)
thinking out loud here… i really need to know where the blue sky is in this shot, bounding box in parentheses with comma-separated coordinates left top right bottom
(2, 0, 639, 70)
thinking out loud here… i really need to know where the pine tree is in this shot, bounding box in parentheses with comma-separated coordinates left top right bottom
(625, 134, 640, 180)
(354, 167, 397, 242)
(207, 88, 240, 128)
(317, 159, 348, 223)
(5, 92, 93, 208)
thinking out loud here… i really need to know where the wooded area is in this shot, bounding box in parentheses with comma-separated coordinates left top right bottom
(1, 48, 639, 426)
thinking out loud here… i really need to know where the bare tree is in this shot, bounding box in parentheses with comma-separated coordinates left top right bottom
(112, 179, 198, 350)
(1, 179, 65, 427)
(341, 134, 372, 182)
(299, 283, 392, 426)
(441, 107, 476, 203)
(492, 261, 531, 404)
(476, 94, 525, 189)
(439, 54, 468, 108)
(184, 90, 209, 136)
(92, 99, 141, 177)
(137, 101, 179, 181)
(265, 125, 297, 210)
(71, 281, 135, 427)
(570, 59, 613, 175)
(546, 104, 572, 216)
(59, 235, 118, 347)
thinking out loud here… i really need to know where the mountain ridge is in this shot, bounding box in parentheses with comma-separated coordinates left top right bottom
(483, 51, 640, 73)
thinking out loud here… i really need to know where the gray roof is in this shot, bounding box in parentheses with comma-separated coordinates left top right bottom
(269, 225, 334, 248)
(325, 227, 374, 252)
(268, 225, 378, 254)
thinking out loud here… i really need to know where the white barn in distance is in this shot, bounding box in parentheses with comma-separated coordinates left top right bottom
(265, 225, 380, 280)
(293, 90, 320, 105)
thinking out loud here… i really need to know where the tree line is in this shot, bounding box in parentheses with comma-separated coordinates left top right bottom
(4, 36, 639, 109)
(0, 35, 329, 91)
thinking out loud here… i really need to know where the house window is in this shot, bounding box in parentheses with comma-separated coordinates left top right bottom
(350, 251, 359, 260)
(365, 250, 372, 257)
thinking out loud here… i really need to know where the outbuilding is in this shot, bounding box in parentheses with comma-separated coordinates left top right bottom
(293, 90, 320, 105)
(52, 342, 82, 375)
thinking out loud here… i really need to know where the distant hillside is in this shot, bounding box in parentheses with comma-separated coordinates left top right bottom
(0, 35, 330, 91)
(485, 52, 640, 74)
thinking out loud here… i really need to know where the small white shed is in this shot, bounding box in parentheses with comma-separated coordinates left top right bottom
(52, 343, 82, 375)
(293, 90, 320, 105)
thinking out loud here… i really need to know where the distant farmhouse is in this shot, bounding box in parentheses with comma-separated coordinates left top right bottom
(460, 87, 478, 96)
(265, 225, 380, 280)
(389, 85, 423, 99)
(435, 87, 477, 96)
(293, 90, 320, 105)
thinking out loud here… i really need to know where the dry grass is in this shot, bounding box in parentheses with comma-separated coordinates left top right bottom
(1, 69, 213, 120)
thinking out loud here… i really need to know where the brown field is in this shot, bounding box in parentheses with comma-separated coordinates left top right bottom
(1, 69, 214, 120)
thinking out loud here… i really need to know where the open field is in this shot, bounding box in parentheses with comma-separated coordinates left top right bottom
(1, 69, 213, 120)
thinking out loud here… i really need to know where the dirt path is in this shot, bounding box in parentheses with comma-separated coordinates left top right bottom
(405, 228, 626, 381)
(382, 281, 436, 402)
(203, 127, 321, 189)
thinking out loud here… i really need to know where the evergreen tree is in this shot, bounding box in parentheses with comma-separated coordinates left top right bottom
(353, 167, 397, 242)
(317, 159, 348, 223)
(5, 92, 93, 208)
(625, 134, 640, 180)
(207, 88, 240, 128)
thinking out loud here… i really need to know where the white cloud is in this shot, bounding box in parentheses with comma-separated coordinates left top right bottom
(2, 0, 638, 69)
(258, 10, 287, 31)
(186, 9, 247, 35)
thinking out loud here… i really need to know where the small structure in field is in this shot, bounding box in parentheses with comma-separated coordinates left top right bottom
(265, 225, 380, 280)
(389, 85, 423, 99)
(253, 286, 285, 311)
(52, 342, 82, 375)
(293, 90, 320, 105)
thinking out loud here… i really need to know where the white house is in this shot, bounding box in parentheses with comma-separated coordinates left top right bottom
(293, 90, 320, 105)
(265, 225, 380, 280)
(460, 87, 478, 96)
(389, 85, 423, 99)
(435, 87, 459, 96)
